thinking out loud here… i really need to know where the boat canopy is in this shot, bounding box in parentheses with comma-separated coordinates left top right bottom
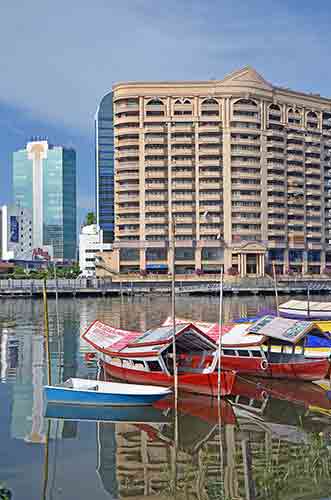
(83, 320, 216, 357)
(280, 300, 331, 313)
(82, 320, 141, 352)
(120, 323, 216, 356)
(248, 315, 321, 344)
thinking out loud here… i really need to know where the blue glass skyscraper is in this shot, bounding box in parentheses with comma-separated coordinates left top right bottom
(95, 92, 114, 242)
(13, 140, 77, 260)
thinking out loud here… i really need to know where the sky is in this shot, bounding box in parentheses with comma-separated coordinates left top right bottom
(1, 0, 331, 224)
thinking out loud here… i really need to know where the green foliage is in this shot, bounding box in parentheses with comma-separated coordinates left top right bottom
(85, 211, 96, 225)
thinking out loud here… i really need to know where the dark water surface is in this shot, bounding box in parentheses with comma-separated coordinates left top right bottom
(1, 295, 331, 500)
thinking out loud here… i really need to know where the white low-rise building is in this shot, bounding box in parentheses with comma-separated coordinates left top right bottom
(0, 205, 33, 260)
(79, 225, 112, 276)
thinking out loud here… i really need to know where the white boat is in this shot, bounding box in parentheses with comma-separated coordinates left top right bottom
(44, 378, 172, 407)
(279, 300, 331, 320)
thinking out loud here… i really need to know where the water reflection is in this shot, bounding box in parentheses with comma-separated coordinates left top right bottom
(1, 295, 331, 499)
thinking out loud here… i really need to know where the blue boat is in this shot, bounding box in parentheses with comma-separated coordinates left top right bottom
(45, 402, 169, 423)
(44, 378, 172, 407)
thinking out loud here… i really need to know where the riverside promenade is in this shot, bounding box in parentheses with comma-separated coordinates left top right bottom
(1, 276, 331, 298)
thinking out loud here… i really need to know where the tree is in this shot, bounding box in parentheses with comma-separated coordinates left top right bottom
(85, 212, 96, 225)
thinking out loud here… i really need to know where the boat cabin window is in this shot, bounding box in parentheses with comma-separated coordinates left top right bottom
(251, 350, 262, 358)
(147, 360, 162, 372)
(238, 350, 250, 357)
(222, 349, 236, 356)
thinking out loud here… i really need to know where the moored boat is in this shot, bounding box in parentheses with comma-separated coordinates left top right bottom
(82, 321, 236, 397)
(279, 300, 331, 320)
(44, 378, 171, 406)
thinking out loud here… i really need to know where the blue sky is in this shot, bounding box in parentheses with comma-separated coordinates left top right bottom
(1, 0, 331, 223)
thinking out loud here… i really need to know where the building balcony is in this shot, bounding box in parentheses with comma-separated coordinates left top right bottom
(117, 137, 139, 147)
(145, 147, 167, 156)
(171, 159, 194, 167)
(114, 103, 139, 113)
(197, 123, 221, 133)
(144, 115, 167, 124)
(268, 195, 285, 203)
(198, 136, 221, 144)
(231, 158, 260, 167)
(115, 126, 140, 136)
(116, 205, 140, 214)
(118, 227, 140, 235)
(145, 159, 168, 167)
(266, 151, 285, 159)
(146, 182, 168, 191)
(199, 158, 222, 167)
(145, 227, 168, 235)
(116, 163, 139, 172)
(172, 182, 194, 190)
(200, 192, 222, 200)
(115, 115, 140, 125)
(144, 124, 167, 133)
(117, 216, 140, 225)
(171, 137, 194, 145)
(172, 193, 194, 201)
(171, 123, 194, 133)
(199, 147, 223, 156)
(306, 199, 321, 206)
(145, 136, 167, 145)
(145, 193, 168, 201)
(173, 205, 195, 213)
(145, 204, 167, 213)
(307, 241, 322, 249)
(115, 149, 140, 159)
(115, 171, 139, 181)
(172, 170, 193, 179)
(145, 170, 168, 179)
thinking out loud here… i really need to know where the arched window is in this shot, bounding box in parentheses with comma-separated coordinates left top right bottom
(202, 98, 218, 105)
(307, 111, 318, 119)
(174, 99, 182, 104)
(146, 99, 164, 106)
(269, 104, 281, 112)
(183, 99, 192, 105)
(233, 98, 257, 107)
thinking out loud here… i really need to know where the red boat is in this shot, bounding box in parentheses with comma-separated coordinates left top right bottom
(82, 320, 235, 397)
(164, 315, 331, 381)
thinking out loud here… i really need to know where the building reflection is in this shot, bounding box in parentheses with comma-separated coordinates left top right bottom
(93, 380, 331, 500)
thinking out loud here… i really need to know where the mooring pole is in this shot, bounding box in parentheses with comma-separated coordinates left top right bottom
(43, 278, 51, 386)
(272, 261, 279, 316)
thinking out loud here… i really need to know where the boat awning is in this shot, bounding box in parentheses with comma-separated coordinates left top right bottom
(82, 320, 141, 353)
(120, 323, 217, 356)
(280, 300, 331, 313)
(247, 315, 319, 344)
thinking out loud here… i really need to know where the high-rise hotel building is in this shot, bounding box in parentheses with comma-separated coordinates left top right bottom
(13, 140, 77, 260)
(97, 67, 331, 276)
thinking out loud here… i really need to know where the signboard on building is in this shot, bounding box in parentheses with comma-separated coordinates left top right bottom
(32, 247, 51, 261)
(9, 216, 19, 243)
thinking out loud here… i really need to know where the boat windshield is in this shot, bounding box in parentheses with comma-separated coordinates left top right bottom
(132, 324, 189, 344)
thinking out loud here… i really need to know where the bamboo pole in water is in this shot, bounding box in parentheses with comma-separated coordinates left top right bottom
(43, 278, 52, 386)
(171, 215, 178, 423)
(217, 267, 224, 403)
(272, 261, 279, 316)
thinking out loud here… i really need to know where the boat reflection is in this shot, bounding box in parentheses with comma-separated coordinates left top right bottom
(44, 377, 331, 499)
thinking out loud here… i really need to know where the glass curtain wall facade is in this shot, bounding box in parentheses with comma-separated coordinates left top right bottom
(13, 142, 76, 260)
(95, 92, 114, 242)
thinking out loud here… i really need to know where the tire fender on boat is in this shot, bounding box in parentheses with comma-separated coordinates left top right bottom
(260, 359, 268, 371)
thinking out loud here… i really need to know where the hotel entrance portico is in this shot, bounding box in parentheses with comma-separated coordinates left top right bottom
(230, 242, 266, 278)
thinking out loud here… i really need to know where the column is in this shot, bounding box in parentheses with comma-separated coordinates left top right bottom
(256, 254, 260, 277)
(238, 253, 241, 276)
(303, 250, 308, 275)
(195, 247, 202, 271)
(261, 254, 265, 276)
(243, 254, 247, 277)
(140, 248, 146, 272)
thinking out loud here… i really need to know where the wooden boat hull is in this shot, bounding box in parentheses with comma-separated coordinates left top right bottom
(44, 382, 171, 407)
(219, 356, 330, 381)
(101, 360, 236, 397)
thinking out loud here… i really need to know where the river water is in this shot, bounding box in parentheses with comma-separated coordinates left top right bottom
(1, 294, 331, 500)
